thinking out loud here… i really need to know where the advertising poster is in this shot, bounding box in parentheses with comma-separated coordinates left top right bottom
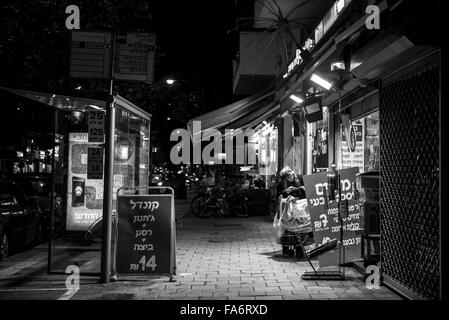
(66, 132, 104, 231)
(341, 120, 364, 173)
(303, 167, 363, 267)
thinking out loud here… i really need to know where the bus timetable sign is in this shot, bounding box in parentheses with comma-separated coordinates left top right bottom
(87, 111, 105, 143)
(116, 191, 175, 275)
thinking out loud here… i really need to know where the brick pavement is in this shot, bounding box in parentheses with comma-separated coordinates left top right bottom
(0, 194, 402, 300)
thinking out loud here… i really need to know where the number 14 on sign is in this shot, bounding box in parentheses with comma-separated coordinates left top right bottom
(130, 255, 157, 272)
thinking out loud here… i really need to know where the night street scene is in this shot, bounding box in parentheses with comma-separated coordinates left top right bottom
(0, 0, 446, 312)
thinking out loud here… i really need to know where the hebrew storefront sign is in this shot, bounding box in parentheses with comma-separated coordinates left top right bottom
(303, 167, 363, 267)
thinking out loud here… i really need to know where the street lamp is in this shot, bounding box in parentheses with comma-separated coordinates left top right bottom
(311, 73, 332, 91)
(165, 78, 203, 93)
(289, 94, 304, 104)
(302, 96, 323, 122)
(290, 93, 323, 123)
(164, 77, 205, 114)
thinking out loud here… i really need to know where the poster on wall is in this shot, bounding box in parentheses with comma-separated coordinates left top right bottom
(303, 167, 363, 267)
(66, 132, 104, 231)
(341, 120, 364, 173)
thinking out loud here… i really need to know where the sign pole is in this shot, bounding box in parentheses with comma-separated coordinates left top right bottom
(109, 32, 116, 95)
(100, 32, 116, 284)
(47, 108, 57, 274)
(100, 97, 116, 284)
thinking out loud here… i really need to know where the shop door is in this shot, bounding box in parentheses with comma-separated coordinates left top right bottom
(380, 51, 440, 299)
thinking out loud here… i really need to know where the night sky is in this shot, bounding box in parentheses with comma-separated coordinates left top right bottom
(151, 1, 237, 107)
(0, 1, 238, 109)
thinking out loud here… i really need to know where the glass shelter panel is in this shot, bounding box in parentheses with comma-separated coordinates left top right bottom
(113, 103, 150, 203)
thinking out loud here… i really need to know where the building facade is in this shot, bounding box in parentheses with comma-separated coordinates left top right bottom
(276, 0, 442, 299)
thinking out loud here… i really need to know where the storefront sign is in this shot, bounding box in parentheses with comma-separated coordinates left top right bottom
(87, 147, 103, 179)
(66, 133, 104, 231)
(114, 33, 156, 82)
(87, 111, 105, 143)
(341, 121, 364, 172)
(287, 49, 303, 74)
(303, 167, 362, 267)
(323, 3, 338, 33)
(116, 194, 173, 274)
(315, 21, 324, 43)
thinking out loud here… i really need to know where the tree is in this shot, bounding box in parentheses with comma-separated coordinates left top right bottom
(0, 0, 205, 164)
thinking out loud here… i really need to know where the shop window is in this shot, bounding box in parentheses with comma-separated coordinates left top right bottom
(364, 111, 380, 172)
(312, 109, 328, 173)
(340, 111, 379, 173)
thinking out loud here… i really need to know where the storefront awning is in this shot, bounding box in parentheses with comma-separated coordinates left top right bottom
(188, 88, 276, 138)
(225, 100, 279, 131)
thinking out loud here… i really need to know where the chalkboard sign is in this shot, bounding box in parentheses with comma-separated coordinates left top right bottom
(303, 167, 363, 267)
(116, 191, 175, 275)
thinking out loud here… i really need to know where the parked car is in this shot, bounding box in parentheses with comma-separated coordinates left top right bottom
(0, 180, 43, 260)
(13, 173, 63, 239)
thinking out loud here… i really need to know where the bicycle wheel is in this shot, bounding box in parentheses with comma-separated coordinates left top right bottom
(232, 193, 254, 217)
(191, 195, 214, 218)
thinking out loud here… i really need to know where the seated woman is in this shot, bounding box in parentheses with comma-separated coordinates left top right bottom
(276, 166, 306, 200)
(275, 167, 313, 257)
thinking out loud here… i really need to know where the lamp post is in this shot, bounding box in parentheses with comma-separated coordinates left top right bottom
(164, 78, 205, 114)
(289, 94, 324, 123)
(165, 78, 204, 98)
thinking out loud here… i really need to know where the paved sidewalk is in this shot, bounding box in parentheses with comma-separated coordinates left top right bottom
(0, 195, 401, 300)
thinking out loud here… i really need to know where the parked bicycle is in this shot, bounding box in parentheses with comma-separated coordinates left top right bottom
(228, 189, 255, 218)
(191, 185, 254, 218)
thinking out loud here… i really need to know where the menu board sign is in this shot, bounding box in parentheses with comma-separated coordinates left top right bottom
(116, 194, 173, 274)
(303, 167, 363, 267)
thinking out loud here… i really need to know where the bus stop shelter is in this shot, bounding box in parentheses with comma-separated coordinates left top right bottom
(0, 85, 151, 283)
